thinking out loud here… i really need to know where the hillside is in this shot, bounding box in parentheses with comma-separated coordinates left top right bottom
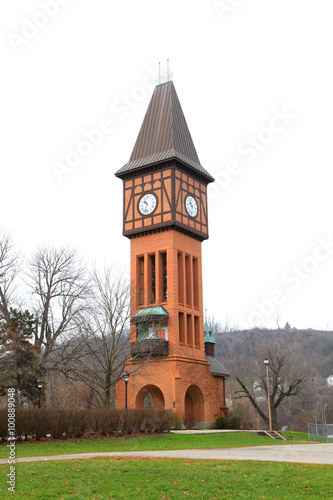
(214, 328, 333, 379)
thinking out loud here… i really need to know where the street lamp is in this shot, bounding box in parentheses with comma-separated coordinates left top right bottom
(123, 370, 130, 410)
(323, 404, 328, 441)
(264, 360, 272, 431)
(37, 378, 43, 409)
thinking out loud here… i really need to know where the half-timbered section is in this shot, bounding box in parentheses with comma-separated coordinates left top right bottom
(122, 165, 209, 239)
(122, 167, 173, 235)
(174, 167, 208, 239)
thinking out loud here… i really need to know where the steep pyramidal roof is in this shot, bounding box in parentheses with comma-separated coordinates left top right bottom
(204, 322, 216, 344)
(116, 81, 214, 182)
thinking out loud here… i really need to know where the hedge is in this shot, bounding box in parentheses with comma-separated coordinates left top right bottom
(0, 408, 177, 441)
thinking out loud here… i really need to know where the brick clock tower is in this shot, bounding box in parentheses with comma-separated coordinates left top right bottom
(115, 79, 229, 427)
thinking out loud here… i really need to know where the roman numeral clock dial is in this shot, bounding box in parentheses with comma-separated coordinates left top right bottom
(185, 195, 198, 218)
(138, 193, 157, 216)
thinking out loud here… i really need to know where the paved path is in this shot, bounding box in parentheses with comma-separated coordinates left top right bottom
(0, 444, 332, 465)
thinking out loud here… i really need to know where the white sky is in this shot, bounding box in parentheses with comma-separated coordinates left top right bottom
(1, 0, 333, 331)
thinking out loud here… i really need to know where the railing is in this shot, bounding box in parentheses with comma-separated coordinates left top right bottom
(130, 339, 169, 359)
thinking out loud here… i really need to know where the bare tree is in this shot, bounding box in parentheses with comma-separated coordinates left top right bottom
(46, 371, 102, 409)
(229, 333, 311, 429)
(0, 234, 19, 322)
(57, 268, 131, 408)
(208, 314, 237, 334)
(207, 315, 223, 334)
(273, 309, 282, 330)
(26, 246, 88, 365)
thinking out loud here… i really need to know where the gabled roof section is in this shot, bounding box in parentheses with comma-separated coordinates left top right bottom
(205, 355, 230, 377)
(115, 82, 214, 182)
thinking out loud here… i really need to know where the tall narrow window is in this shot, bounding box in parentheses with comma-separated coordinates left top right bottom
(185, 255, 192, 307)
(138, 256, 144, 305)
(178, 252, 184, 305)
(193, 258, 199, 308)
(149, 254, 155, 303)
(187, 314, 193, 346)
(162, 252, 167, 302)
(194, 316, 200, 347)
(179, 312, 185, 344)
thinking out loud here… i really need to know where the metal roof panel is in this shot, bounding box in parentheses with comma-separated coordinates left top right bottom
(115, 82, 214, 183)
(205, 355, 230, 377)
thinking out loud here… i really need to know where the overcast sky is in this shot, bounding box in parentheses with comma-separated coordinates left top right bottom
(1, 0, 333, 330)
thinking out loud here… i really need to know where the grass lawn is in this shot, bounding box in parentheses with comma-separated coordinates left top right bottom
(0, 457, 332, 499)
(0, 431, 309, 459)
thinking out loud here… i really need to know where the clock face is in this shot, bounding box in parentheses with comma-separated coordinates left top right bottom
(138, 193, 157, 215)
(185, 195, 198, 218)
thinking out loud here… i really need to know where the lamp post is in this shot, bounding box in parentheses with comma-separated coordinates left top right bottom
(314, 415, 318, 436)
(323, 404, 328, 441)
(37, 378, 43, 409)
(123, 370, 129, 410)
(264, 360, 272, 431)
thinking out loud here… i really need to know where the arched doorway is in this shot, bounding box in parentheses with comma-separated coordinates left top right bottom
(136, 384, 165, 409)
(144, 393, 153, 408)
(184, 385, 204, 425)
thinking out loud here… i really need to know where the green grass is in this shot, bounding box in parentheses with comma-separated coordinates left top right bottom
(0, 457, 332, 499)
(308, 433, 333, 443)
(281, 431, 309, 441)
(0, 431, 310, 459)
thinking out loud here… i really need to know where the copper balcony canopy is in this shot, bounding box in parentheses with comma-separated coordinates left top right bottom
(131, 306, 169, 324)
(115, 81, 214, 183)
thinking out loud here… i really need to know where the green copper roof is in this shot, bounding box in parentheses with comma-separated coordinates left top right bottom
(131, 306, 169, 324)
(204, 322, 216, 344)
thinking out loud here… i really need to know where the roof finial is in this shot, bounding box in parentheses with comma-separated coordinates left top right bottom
(156, 60, 173, 85)
(166, 59, 173, 83)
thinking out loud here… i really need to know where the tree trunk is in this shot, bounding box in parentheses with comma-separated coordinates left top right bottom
(271, 403, 278, 430)
(103, 368, 112, 408)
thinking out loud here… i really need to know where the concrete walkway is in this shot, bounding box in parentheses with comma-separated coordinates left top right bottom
(170, 429, 251, 434)
(0, 444, 332, 465)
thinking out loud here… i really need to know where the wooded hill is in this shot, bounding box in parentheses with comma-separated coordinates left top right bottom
(215, 328, 333, 379)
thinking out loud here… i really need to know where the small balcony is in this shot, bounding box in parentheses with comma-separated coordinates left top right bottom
(130, 339, 169, 359)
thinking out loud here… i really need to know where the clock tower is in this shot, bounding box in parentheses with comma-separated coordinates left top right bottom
(115, 79, 229, 427)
